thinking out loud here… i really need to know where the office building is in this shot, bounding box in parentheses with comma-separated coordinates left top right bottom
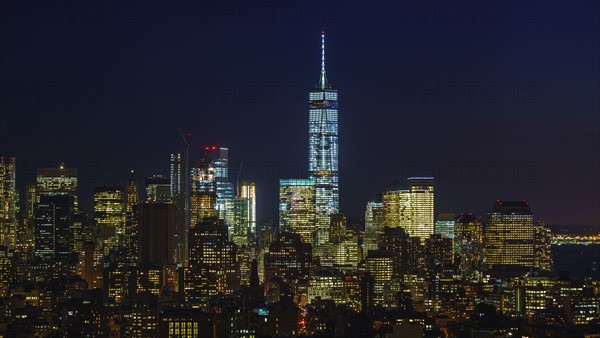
(145, 175, 170, 203)
(455, 212, 483, 279)
(36, 164, 78, 209)
(264, 232, 312, 284)
(435, 213, 455, 239)
(407, 177, 434, 243)
(126, 170, 139, 262)
(35, 195, 74, 272)
(94, 187, 126, 254)
(279, 179, 316, 245)
(0, 157, 17, 249)
(309, 32, 339, 246)
(213, 147, 235, 221)
(137, 203, 176, 266)
(190, 156, 217, 227)
(484, 201, 535, 268)
(239, 180, 256, 236)
(170, 149, 189, 266)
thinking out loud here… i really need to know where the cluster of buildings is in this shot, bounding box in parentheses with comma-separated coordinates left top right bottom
(0, 32, 598, 337)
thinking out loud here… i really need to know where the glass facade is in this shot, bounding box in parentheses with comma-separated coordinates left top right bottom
(434, 213, 455, 239)
(239, 180, 256, 236)
(309, 33, 339, 246)
(190, 158, 217, 227)
(214, 147, 235, 221)
(279, 179, 316, 245)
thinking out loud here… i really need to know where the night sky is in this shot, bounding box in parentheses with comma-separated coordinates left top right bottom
(1, 0, 598, 226)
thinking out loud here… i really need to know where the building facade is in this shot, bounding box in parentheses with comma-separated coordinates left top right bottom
(309, 32, 339, 246)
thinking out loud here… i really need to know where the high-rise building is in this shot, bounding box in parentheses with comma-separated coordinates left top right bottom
(239, 180, 257, 236)
(227, 197, 250, 247)
(126, 170, 139, 262)
(328, 212, 346, 243)
(365, 249, 395, 305)
(424, 234, 453, 274)
(455, 212, 483, 279)
(264, 232, 312, 284)
(170, 149, 189, 266)
(137, 203, 176, 266)
(279, 179, 316, 245)
(534, 221, 553, 271)
(0, 246, 13, 296)
(36, 164, 78, 208)
(379, 226, 408, 280)
(381, 178, 434, 243)
(185, 217, 239, 306)
(190, 156, 217, 227)
(93, 187, 126, 254)
(0, 157, 17, 249)
(23, 183, 36, 231)
(309, 31, 339, 245)
(145, 175, 170, 203)
(435, 213, 455, 239)
(35, 195, 74, 270)
(382, 181, 412, 231)
(213, 147, 235, 221)
(407, 177, 434, 243)
(363, 194, 385, 254)
(19, 183, 37, 257)
(484, 201, 535, 268)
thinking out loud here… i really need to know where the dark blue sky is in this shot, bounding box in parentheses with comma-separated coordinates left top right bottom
(1, 0, 598, 226)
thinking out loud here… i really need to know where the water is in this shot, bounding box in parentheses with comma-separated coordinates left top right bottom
(552, 244, 600, 279)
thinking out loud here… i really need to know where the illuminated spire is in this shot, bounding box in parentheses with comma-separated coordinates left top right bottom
(319, 30, 328, 89)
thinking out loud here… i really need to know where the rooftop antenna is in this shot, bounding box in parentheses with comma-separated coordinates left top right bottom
(319, 30, 328, 89)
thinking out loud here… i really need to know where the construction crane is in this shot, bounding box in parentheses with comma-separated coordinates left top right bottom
(179, 128, 190, 149)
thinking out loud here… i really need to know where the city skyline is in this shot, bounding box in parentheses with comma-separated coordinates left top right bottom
(0, 1, 598, 336)
(2, 20, 598, 225)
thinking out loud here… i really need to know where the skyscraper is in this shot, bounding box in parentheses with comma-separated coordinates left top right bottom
(227, 197, 250, 247)
(434, 213, 455, 239)
(534, 221, 553, 272)
(170, 149, 189, 266)
(190, 155, 217, 226)
(145, 175, 170, 203)
(363, 194, 385, 254)
(239, 180, 256, 236)
(213, 147, 235, 221)
(484, 201, 535, 268)
(126, 170, 139, 262)
(455, 212, 483, 279)
(36, 165, 78, 209)
(0, 157, 17, 249)
(382, 181, 412, 231)
(279, 179, 316, 245)
(185, 217, 239, 306)
(94, 187, 126, 255)
(137, 203, 176, 266)
(378, 177, 435, 244)
(35, 195, 74, 267)
(20, 183, 37, 257)
(309, 31, 339, 245)
(408, 177, 434, 243)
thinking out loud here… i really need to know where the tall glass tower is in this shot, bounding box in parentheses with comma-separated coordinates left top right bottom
(309, 31, 339, 245)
